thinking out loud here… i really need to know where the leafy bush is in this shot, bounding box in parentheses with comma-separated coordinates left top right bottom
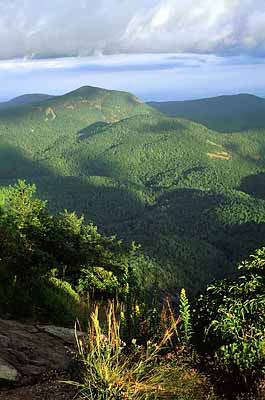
(38, 277, 85, 324)
(193, 247, 265, 386)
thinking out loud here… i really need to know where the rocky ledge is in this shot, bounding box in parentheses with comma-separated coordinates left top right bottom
(0, 318, 83, 387)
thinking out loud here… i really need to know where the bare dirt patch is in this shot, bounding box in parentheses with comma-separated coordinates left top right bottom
(206, 140, 223, 148)
(80, 100, 102, 110)
(207, 151, 231, 160)
(45, 108, 56, 121)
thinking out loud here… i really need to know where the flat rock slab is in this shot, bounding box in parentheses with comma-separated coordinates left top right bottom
(0, 319, 83, 386)
(36, 325, 81, 345)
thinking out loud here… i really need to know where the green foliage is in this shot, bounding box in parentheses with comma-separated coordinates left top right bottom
(0, 180, 51, 314)
(78, 267, 122, 298)
(0, 180, 134, 318)
(38, 277, 84, 324)
(193, 247, 265, 385)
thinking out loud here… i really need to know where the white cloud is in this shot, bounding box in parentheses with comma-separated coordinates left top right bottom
(0, 53, 223, 73)
(0, 0, 265, 60)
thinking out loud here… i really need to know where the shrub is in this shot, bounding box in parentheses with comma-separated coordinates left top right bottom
(78, 267, 121, 298)
(38, 277, 85, 324)
(193, 247, 265, 386)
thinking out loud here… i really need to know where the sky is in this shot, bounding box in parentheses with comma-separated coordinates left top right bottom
(1, 0, 265, 101)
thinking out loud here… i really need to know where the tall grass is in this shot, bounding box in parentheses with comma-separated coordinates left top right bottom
(64, 301, 213, 400)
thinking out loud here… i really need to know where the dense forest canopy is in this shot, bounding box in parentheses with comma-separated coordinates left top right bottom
(1, 86, 265, 294)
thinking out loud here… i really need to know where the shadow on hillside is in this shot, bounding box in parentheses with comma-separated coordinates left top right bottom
(139, 118, 184, 134)
(239, 172, 265, 199)
(33, 175, 147, 228)
(0, 102, 43, 123)
(224, 142, 240, 152)
(110, 188, 231, 290)
(111, 187, 265, 292)
(77, 121, 110, 141)
(144, 167, 208, 191)
(148, 101, 265, 133)
(0, 144, 55, 181)
(177, 116, 255, 133)
(0, 144, 145, 228)
(158, 188, 265, 266)
(215, 221, 265, 261)
(74, 153, 123, 178)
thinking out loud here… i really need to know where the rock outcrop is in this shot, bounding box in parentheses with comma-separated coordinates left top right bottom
(0, 319, 83, 386)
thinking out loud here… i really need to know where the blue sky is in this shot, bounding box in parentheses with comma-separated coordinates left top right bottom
(1, 0, 265, 101)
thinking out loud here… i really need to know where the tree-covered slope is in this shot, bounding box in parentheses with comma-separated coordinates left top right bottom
(148, 94, 265, 132)
(1, 87, 265, 293)
(0, 85, 155, 161)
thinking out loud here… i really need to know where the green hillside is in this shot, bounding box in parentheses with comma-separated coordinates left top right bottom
(1, 86, 265, 293)
(148, 94, 265, 132)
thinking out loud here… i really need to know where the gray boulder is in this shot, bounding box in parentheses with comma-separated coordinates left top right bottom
(0, 319, 84, 386)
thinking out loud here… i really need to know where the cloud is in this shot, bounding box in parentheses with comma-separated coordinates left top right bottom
(0, 0, 265, 60)
(0, 54, 264, 103)
(0, 53, 223, 75)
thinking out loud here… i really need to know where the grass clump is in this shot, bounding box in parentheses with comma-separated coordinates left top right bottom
(65, 301, 213, 400)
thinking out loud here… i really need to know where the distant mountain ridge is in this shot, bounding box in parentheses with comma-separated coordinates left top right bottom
(148, 93, 265, 132)
(0, 94, 55, 109)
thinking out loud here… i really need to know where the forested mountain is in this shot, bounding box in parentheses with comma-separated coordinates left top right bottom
(1, 86, 265, 293)
(148, 94, 265, 132)
(0, 94, 55, 109)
